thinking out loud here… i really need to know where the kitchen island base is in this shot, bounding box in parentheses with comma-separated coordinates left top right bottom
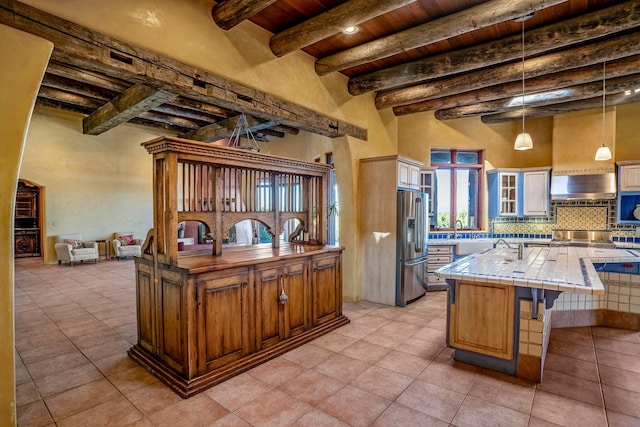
(446, 278, 559, 383)
(131, 244, 347, 398)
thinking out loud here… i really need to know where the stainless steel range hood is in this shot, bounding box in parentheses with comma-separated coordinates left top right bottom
(550, 173, 616, 200)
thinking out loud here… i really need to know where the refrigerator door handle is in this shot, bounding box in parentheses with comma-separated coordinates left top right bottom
(414, 197, 423, 253)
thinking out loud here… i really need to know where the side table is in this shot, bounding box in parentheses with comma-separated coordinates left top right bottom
(95, 239, 111, 260)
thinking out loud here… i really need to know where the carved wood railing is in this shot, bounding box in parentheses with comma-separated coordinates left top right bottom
(142, 136, 332, 265)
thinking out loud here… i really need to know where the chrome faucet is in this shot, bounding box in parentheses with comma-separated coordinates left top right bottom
(453, 219, 463, 239)
(495, 238, 524, 260)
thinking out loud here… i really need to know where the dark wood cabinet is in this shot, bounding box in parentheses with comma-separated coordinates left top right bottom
(14, 229, 40, 257)
(14, 181, 41, 258)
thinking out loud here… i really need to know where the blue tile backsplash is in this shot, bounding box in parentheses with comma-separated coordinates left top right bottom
(429, 199, 640, 242)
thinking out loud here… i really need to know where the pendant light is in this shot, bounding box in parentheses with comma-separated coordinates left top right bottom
(514, 16, 533, 151)
(595, 61, 612, 161)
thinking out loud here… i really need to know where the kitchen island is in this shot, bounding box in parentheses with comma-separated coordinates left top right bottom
(129, 137, 348, 397)
(435, 246, 640, 382)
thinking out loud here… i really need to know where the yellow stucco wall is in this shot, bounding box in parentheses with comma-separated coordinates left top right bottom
(615, 103, 640, 161)
(22, 107, 166, 263)
(553, 108, 616, 174)
(0, 24, 52, 427)
(397, 111, 554, 169)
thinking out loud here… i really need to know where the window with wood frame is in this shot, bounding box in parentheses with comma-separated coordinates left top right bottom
(430, 149, 483, 230)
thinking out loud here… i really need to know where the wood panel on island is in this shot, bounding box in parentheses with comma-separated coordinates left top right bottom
(129, 136, 347, 398)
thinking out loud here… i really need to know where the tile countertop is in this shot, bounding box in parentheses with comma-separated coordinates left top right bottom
(428, 238, 640, 250)
(434, 246, 640, 295)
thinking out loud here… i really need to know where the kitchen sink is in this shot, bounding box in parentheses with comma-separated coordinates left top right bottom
(455, 239, 494, 256)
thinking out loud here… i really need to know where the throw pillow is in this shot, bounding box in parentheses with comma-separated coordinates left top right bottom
(64, 239, 84, 249)
(118, 234, 134, 246)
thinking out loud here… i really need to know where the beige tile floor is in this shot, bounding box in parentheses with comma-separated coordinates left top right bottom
(13, 257, 640, 426)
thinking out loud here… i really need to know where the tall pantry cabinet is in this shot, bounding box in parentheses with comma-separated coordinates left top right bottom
(359, 155, 423, 305)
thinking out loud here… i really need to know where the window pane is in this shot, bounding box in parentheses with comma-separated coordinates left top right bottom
(435, 169, 451, 229)
(455, 169, 479, 229)
(431, 151, 451, 164)
(456, 152, 479, 164)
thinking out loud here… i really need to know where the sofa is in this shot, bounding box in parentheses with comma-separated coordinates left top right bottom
(55, 234, 100, 266)
(112, 232, 143, 260)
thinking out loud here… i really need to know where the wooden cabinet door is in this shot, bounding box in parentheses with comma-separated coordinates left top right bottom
(135, 261, 156, 355)
(14, 231, 39, 256)
(397, 161, 420, 190)
(255, 266, 284, 349)
(256, 261, 309, 348)
(283, 262, 308, 339)
(311, 254, 341, 326)
(620, 164, 640, 192)
(523, 171, 549, 216)
(196, 271, 250, 374)
(449, 281, 515, 360)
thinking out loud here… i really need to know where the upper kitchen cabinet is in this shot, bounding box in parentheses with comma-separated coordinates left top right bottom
(522, 168, 551, 217)
(420, 167, 436, 219)
(617, 161, 640, 224)
(396, 156, 423, 190)
(488, 170, 519, 218)
(488, 168, 551, 218)
(619, 162, 640, 192)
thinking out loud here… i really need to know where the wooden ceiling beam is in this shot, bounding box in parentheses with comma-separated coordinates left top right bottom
(0, 0, 366, 140)
(211, 0, 277, 30)
(270, 124, 299, 135)
(82, 84, 176, 135)
(349, 1, 640, 95)
(377, 32, 640, 110)
(137, 110, 205, 130)
(183, 114, 277, 142)
(37, 86, 103, 109)
(256, 128, 285, 139)
(270, 0, 414, 57)
(434, 73, 640, 120)
(36, 97, 94, 116)
(314, 0, 568, 76)
(166, 97, 232, 120)
(151, 104, 220, 124)
(45, 61, 130, 92)
(41, 73, 115, 101)
(481, 91, 640, 124)
(393, 55, 640, 116)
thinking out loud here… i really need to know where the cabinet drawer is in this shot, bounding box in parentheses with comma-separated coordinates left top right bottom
(428, 245, 453, 254)
(428, 255, 453, 264)
(426, 273, 448, 285)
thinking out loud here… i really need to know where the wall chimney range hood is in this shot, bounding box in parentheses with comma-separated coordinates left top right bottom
(550, 173, 616, 200)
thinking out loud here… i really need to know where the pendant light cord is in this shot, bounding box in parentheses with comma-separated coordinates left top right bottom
(521, 19, 526, 134)
(602, 61, 606, 144)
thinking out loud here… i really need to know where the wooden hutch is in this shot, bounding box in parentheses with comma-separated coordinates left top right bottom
(14, 180, 41, 257)
(129, 136, 347, 397)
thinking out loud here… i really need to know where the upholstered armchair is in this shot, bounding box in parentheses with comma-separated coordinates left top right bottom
(111, 232, 143, 260)
(55, 234, 100, 266)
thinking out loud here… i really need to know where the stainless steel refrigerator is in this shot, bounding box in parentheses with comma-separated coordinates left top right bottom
(396, 190, 428, 306)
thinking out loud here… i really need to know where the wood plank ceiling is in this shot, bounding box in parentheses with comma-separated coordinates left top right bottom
(234, 0, 640, 123)
(4, 0, 640, 143)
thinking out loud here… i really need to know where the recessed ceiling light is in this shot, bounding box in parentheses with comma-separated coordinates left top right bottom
(343, 26, 358, 34)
